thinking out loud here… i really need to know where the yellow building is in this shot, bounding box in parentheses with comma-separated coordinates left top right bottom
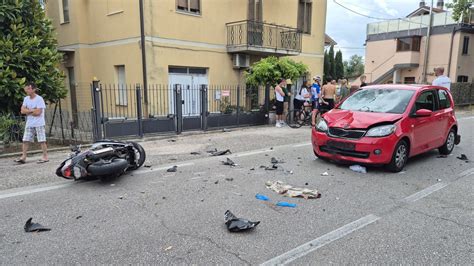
(364, 1, 474, 85)
(45, 0, 327, 118)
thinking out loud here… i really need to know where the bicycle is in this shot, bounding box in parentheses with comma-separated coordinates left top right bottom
(286, 102, 330, 129)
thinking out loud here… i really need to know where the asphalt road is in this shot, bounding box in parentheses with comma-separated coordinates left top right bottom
(0, 115, 473, 264)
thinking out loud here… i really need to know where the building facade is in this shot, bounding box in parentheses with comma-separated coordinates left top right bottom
(364, 1, 473, 85)
(45, 0, 327, 116)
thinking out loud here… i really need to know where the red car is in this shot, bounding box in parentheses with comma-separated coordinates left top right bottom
(312, 85, 461, 172)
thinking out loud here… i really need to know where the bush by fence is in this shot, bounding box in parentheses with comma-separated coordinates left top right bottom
(451, 82, 474, 106)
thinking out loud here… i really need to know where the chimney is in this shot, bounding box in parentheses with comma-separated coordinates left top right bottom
(436, 0, 444, 9)
(419, 1, 425, 7)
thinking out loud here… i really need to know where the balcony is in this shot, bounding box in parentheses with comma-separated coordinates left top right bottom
(226, 20, 302, 56)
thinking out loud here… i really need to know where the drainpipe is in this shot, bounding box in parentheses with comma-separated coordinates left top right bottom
(421, 0, 434, 83)
(139, 0, 148, 106)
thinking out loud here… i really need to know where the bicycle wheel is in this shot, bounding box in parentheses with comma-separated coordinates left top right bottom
(286, 109, 306, 128)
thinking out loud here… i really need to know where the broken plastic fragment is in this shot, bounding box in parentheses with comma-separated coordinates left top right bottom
(271, 157, 284, 164)
(265, 164, 278, 170)
(222, 158, 237, 167)
(349, 165, 367, 174)
(190, 152, 201, 155)
(24, 218, 51, 232)
(255, 194, 269, 201)
(167, 166, 178, 172)
(224, 210, 260, 232)
(321, 172, 329, 176)
(276, 202, 297, 208)
(457, 154, 468, 161)
(265, 180, 321, 199)
(212, 149, 232, 156)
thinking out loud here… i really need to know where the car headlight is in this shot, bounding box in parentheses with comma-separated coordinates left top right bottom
(316, 119, 328, 132)
(366, 124, 396, 137)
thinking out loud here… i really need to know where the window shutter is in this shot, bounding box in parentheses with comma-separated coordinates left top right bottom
(190, 0, 200, 11)
(248, 0, 255, 20)
(297, 2, 304, 31)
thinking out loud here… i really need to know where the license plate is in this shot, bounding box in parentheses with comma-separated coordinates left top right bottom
(327, 140, 355, 151)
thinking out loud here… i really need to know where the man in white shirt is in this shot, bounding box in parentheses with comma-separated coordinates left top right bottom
(14, 83, 49, 164)
(432, 67, 451, 90)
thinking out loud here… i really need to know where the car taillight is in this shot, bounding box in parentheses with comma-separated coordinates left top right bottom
(64, 166, 72, 177)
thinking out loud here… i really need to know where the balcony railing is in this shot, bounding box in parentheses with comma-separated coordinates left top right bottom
(226, 20, 302, 55)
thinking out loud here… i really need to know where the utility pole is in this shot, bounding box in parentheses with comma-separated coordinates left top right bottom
(422, 0, 434, 83)
(139, 0, 148, 107)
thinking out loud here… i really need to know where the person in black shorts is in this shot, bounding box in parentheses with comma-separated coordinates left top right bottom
(274, 79, 287, 127)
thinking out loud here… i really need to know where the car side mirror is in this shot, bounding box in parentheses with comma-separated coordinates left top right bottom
(414, 109, 432, 117)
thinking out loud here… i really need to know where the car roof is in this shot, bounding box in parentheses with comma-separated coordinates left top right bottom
(362, 84, 444, 91)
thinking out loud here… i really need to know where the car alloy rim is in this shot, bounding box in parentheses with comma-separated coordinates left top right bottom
(447, 131, 455, 151)
(395, 144, 407, 168)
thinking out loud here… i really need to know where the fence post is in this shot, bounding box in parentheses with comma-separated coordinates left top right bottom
(136, 84, 144, 138)
(264, 84, 270, 123)
(201, 85, 208, 130)
(58, 99, 65, 144)
(175, 84, 183, 135)
(91, 79, 103, 141)
(236, 85, 241, 125)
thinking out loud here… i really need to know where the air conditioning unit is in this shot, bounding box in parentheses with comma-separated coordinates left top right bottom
(232, 54, 250, 69)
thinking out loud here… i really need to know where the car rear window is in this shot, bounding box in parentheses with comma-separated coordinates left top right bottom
(339, 88, 415, 114)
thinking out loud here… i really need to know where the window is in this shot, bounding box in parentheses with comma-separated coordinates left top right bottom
(462, 36, 469, 55)
(457, 75, 469, 82)
(248, 0, 263, 21)
(297, 0, 312, 34)
(438, 90, 450, 109)
(339, 89, 415, 114)
(60, 0, 70, 23)
(115, 65, 127, 106)
(415, 91, 436, 112)
(177, 0, 201, 14)
(396, 36, 421, 52)
(404, 77, 416, 84)
(169, 67, 207, 75)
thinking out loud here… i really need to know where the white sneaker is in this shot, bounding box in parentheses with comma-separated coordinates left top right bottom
(276, 122, 282, 128)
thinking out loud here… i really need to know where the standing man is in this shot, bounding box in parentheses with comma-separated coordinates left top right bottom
(336, 78, 350, 104)
(14, 83, 48, 164)
(310, 76, 321, 126)
(274, 79, 287, 128)
(282, 79, 292, 119)
(321, 79, 337, 110)
(360, 75, 368, 88)
(432, 67, 451, 90)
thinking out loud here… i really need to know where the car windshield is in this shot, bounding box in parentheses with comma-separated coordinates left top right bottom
(338, 88, 415, 114)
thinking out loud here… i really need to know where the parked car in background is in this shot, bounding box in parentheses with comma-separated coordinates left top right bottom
(312, 85, 461, 172)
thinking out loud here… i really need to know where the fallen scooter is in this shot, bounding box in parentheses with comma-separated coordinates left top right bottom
(56, 140, 146, 180)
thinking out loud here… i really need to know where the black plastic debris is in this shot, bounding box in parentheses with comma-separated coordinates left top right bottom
(167, 166, 178, 172)
(76, 216, 83, 219)
(190, 152, 201, 155)
(206, 148, 217, 153)
(211, 149, 232, 156)
(225, 177, 234, 181)
(143, 164, 152, 168)
(265, 164, 278, 170)
(222, 158, 237, 167)
(457, 154, 469, 161)
(271, 157, 283, 164)
(224, 210, 260, 232)
(24, 218, 51, 232)
(168, 139, 177, 143)
(437, 155, 447, 158)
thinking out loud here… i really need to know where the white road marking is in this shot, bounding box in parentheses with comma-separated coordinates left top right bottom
(0, 182, 73, 200)
(292, 142, 312, 148)
(458, 167, 474, 178)
(260, 214, 380, 266)
(402, 182, 449, 203)
(232, 149, 273, 157)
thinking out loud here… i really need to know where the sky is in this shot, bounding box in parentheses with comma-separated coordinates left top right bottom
(325, 0, 454, 61)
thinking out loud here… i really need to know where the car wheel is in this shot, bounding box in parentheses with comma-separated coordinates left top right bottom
(386, 140, 409, 173)
(438, 128, 456, 155)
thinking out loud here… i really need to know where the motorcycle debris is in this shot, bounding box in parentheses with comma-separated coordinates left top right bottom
(222, 158, 237, 167)
(225, 177, 234, 181)
(457, 154, 469, 161)
(266, 180, 321, 199)
(76, 216, 83, 219)
(168, 139, 177, 142)
(437, 155, 448, 158)
(349, 165, 367, 174)
(24, 218, 51, 233)
(276, 201, 297, 208)
(167, 166, 178, 172)
(255, 193, 270, 201)
(321, 172, 329, 176)
(250, 168, 255, 171)
(225, 210, 260, 232)
(190, 152, 201, 155)
(270, 157, 284, 164)
(214, 180, 219, 184)
(164, 246, 173, 251)
(211, 149, 232, 156)
(265, 164, 278, 170)
(222, 128, 231, 132)
(143, 164, 152, 168)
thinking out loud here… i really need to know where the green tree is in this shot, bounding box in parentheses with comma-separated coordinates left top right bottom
(323, 50, 330, 82)
(446, 0, 472, 22)
(335, 50, 344, 80)
(343, 54, 365, 79)
(245, 56, 308, 86)
(0, 0, 66, 114)
(328, 45, 336, 80)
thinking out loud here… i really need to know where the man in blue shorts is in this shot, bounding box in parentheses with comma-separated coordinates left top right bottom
(311, 76, 321, 126)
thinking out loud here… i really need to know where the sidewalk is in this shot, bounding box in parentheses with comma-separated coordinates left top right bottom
(0, 125, 311, 191)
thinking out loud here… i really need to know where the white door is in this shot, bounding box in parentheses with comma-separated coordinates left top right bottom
(169, 73, 208, 116)
(169, 74, 192, 116)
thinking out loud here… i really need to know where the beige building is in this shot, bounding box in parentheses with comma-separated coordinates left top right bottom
(364, 1, 474, 85)
(45, 0, 327, 116)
